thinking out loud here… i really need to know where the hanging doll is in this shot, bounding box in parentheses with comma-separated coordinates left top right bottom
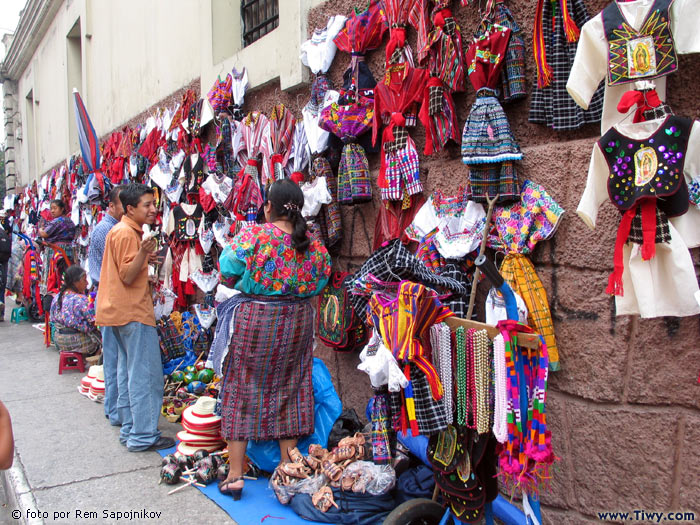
(462, 23, 521, 204)
(417, 3, 463, 155)
(567, 0, 700, 133)
(269, 104, 296, 181)
(490, 0, 526, 103)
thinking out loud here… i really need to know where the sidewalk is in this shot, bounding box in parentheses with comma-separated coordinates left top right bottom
(0, 300, 233, 524)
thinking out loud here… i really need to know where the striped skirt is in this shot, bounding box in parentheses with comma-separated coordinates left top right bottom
(220, 297, 315, 441)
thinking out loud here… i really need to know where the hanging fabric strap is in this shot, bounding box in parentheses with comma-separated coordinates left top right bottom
(606, 200, 657, 296)
(533, 0, 553, 88)
(617, 89, 663, 123)
(385, 27, 407, 64)
(560, 0, 580, 43)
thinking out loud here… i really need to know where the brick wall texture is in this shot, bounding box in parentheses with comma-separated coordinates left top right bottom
(77, 1, 700, 522)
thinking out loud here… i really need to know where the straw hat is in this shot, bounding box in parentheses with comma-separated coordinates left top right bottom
(176, 441, 225, 456)
(78, 366, 99, 397)
(177, 430, 223, 445)
(88, 366, 105, 402)
(181, 397, 221, 430)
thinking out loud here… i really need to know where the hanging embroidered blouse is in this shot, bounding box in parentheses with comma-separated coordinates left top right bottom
(168, 203, 203, 242)
(287, 120, 310, 180)
(300, 15, 347, 75)
(230, 68, 248, 121)
(207, 73, 233, 115)
(219, 223, 331, 297)
(300, 176, 333, 218)
(179, 154, 206, 196)
(238, 111, 273, 185)
(201, 172, 232, 207)
(577, 116, 700, 318)
(190, 268, 220, 294)
(270, 104, 296, 181)
(567, 0, 700, 133)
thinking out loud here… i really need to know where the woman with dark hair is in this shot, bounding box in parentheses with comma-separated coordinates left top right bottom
(50, 265, 101, 357)
(39, 200, 76, 244)
(212, 178, 331, 500)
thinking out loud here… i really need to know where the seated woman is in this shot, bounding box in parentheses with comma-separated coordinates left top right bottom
(50, 265, 101, 358)
(212, 179, 331, 501)
(39, 200, 76, 245)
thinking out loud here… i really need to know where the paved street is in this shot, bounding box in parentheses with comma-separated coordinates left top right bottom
(0, 299, 234, 524)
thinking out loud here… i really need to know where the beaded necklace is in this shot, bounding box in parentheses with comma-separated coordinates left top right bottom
(474, 329, 490, 434)
(463, 329, 478, 429)
(439, 324, 453, 424)
(455, 327, 467, 426)
(492, 333, 508, 443)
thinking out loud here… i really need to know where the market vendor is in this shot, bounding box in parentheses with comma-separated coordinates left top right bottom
(211, 179, 331, 501)
(50, 265, 101, 358)
(38, 199, 76, 244)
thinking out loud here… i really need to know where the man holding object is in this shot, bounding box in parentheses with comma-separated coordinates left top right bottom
(96, 184, 173, 451)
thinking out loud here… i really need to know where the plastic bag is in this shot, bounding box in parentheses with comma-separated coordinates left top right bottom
(340, 461, 396, 496)
(327, 409, 364, 450)
(246, 358, 343, 472)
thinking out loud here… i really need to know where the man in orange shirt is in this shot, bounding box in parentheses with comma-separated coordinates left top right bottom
(96, 184, 173, 451)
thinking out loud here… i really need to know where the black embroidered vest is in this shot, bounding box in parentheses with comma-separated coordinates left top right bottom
(603, 0, 678, 86)
(172, 204, 203, 242)
(599, 115, 690, 218)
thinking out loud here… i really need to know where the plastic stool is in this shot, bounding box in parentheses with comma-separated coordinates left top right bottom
(58, 352, 85, 374)
(11, 307, 28, 324)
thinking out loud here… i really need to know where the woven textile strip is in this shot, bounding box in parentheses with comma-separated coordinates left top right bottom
(370, 392, 392, 464)
(337, 143, 372, 204)
(219, 298, 315, 441)
(468, 161, 520, 204)
(499, 253, 560, 371)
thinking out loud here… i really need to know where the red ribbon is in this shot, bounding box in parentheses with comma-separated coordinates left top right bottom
(385, 27, 407, 64)
(617, 89, 662, 123)
(434, 8, 452, 28)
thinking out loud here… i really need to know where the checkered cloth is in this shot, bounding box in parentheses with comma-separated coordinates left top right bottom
(528, 0, 604, 130)
(643, 104, 674, 121)
(384, 126, 409, 154)
(428, 85, 443, 117)
(53, 325, 101, 355)
(338, 143, 372, 204)
(389, 363, 447, 436)
(468, 161, 520, 204)
(499, 253, 560, 371)
(435, 261, 472, 318)
(348, 239, 467, 317)
(382, 138, 423, 201)
(628, 206, 671, 245)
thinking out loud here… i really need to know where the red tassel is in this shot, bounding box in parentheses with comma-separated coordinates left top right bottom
(560, 0, 580, 43)
(605, 271, 624, 297)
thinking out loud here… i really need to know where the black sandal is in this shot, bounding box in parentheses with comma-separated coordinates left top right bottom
(219, 477, 244, 501)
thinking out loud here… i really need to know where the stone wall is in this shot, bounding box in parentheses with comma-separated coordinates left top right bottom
(248, 1, 700, 522)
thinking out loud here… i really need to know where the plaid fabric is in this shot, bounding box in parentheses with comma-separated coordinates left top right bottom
(318, 163, 343, 247)
(389, 363, 447, 436)
(157, 317, 186, 363)
(499, 253, 560, 371)
(382, 138, 423, 201)
(338, 143, 372, 204)
(462, 91, 522, 164)
(528, 0, 604, 130)
(435, 262, 472, 318)
(493, 3, 527, 103)
(348, 239, 467, 317)
(53, 326, 101, 355)
(384, 126, 409, 154)
(220, 298, 315, 440)
(628, 206, 671, 245)
(428, 85, 443, 116)
(468, 161, 520, 204)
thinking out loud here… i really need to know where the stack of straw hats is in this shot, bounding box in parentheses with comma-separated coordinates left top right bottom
(177, 396, 225, 455)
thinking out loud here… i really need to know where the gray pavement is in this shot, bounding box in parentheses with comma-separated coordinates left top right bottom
(0, 300, 235, 524)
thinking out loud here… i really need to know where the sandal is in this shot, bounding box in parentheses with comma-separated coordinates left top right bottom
(218, 477, 244, 501)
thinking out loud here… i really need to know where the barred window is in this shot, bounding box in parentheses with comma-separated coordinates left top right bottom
(241, 0, 279, 47)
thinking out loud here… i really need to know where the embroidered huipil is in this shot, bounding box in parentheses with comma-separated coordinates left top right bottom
(287, 120, 310, 179)
(165, 203, 203, 304)
(488, 180, 564, 370)
(50, 291, 96, 333)
(239, 111, 273, 185)
(230, 67, 249, 121)
(577, 117, 700, 318)
(368, 281, 454, 435)
(269, 104, 296, 181)
(567, 0, 700, 133)
(219, 223, 331, 297)
(373, 65, 428, 201)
